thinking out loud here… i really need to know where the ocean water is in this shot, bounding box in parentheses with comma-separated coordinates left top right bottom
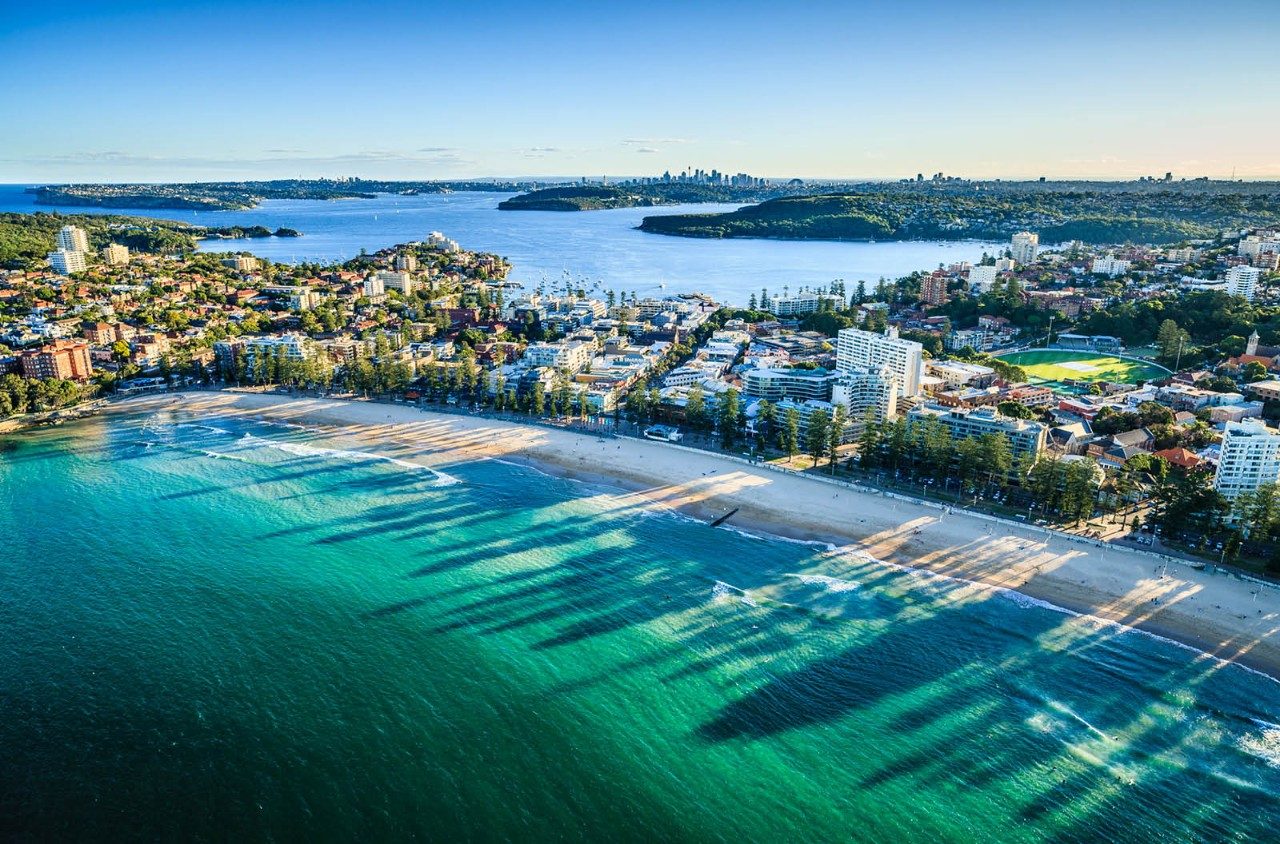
(0, 185, 999, 304)
(2, 409, 1279, 840)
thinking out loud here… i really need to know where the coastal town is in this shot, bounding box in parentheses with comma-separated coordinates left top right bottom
(5, 216, 1280, 576)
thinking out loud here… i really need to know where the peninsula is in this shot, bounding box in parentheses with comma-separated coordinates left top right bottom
(638, 181, 1280, 245)
(33, 178, 538, 211)
(497, 182, 793, 211)
(0, 212, 300, 268)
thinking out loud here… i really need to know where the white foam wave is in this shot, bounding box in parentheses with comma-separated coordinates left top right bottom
(1239, 727, 1280, 768)
(238, 433, 459, 486)
(711, 580, 757, 607)
(786, 573, 861, 593)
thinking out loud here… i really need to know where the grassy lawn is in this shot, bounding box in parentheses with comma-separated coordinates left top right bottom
(997, 349, 1168, 386)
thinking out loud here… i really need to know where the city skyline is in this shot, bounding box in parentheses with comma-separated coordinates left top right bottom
(5, 0, 1280, 183)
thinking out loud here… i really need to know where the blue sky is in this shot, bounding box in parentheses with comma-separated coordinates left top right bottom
(3, 0, 1278, 182)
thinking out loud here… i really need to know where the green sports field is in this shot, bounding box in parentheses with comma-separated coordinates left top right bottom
(996, 349, 1169, 387)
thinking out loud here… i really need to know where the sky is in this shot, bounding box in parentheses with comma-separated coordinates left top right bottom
(3, 0, 1279, 183)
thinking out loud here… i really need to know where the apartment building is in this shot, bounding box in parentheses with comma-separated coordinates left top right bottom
(1226, 265, 1262, 301)
(1214, 420, 1280, 501)
(832, 364, 899, 423)
(47, 249, 86, 275)
(908, 403, 1048, 462)
(1011, 231, 1039, 265)
(101, 243, 130, 265)
(743, 367, 840, 402)
(57, 225, 90, 253)
(836, 326, 923, 397)
(19, 340, 93, 381)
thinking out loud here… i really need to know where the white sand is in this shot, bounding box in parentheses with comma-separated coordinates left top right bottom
(109, 391, 1280, 679)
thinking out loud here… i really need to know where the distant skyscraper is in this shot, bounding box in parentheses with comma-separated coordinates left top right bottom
(57, 225, 90, 253)
(1010, 231, 1039, 264)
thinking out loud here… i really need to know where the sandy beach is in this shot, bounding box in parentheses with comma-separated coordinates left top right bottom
(103, 391, 1280, 680)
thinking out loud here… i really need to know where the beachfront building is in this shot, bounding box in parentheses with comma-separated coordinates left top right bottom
(101, 243, 130, 266)
(47, 249, 86, 275)
(908, 403, 1048, 463)
(1226, 265, 1262, 301)
(19, 339, 93, 381)
(1214, 419, 1280, 501)
(1011, 231, 1039, 265)
(836, 326, 923, 397)
(522, 340, 593, 375)
(57, 225, 90, 254)
(742, 367, 840, 402)
(776, 398, 855, 443)
(832, 364, 899, 424)
(215, 334, 314, 372)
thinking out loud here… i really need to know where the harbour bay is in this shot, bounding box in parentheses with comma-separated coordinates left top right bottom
(0, 186, 1000, 305)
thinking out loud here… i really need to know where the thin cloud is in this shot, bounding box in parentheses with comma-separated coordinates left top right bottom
(635, 147, 660, 154)
(621, 138, 691, 146)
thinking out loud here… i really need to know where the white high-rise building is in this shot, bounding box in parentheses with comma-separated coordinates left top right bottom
(835, 326, 923, 397)
(57, 225, 90, 253)
(1010, 231, 1039, 265)
(1215, 419, 1280, 501)
(832, 364, 900, 423)
(363, 275, 385, 297)
(1225, 265, 1262, 301)
(968, 265, 998, 292)
(47, 249, 86, 275)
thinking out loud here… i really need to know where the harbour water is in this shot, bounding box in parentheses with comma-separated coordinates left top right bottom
(2, 410, 1279, 840)
(0, 185, 1000, 304)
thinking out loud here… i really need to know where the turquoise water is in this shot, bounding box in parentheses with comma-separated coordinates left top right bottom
(0, 185, 999, 304)
(2, 409, 1280, 840)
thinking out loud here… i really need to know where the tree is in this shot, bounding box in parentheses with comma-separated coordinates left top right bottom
(1157, 319, 1189, 363)
(827, 405, 847, 473)
(685, 384, 708, 432)
(806, 409, 831, 468)
(781, 407, 800, 460)
(716, 387, 741, 448)
(857, 412, 881, 467)
(996, 401, 1038, 421)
